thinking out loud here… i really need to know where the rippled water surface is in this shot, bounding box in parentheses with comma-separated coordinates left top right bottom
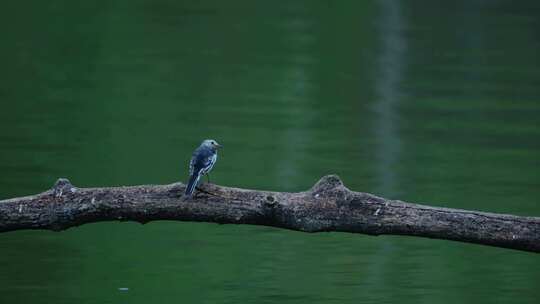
(1, 1, 539, 303)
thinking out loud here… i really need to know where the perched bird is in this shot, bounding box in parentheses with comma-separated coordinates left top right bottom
(185, 139, 222, 197)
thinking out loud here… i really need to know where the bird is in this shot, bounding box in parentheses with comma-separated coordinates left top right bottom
(185, 139, 222, 197)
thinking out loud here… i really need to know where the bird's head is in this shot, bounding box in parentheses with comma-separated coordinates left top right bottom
(201, 139, 222, 150)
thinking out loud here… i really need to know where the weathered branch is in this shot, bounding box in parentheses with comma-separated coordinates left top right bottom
(1, 175, 539, 253)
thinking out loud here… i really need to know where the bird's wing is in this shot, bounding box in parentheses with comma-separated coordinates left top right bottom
(204, 153, 216, 167)
(190, 147, 213, 175)
(200, 153, 217, 175)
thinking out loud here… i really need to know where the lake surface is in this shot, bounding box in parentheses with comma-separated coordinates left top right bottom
(1, 1, 539, 303)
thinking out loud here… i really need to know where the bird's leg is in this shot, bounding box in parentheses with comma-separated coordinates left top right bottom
(206, 174, 211, 184)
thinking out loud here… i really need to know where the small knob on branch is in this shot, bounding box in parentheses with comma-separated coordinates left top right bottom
(310, 175, 345, 196)
(52, 178, 76, 197)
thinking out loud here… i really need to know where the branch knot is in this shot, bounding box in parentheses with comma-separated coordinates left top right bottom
(311, 175, 344, 195)
(52, 178, 76, 197)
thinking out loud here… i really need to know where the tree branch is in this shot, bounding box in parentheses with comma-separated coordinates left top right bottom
(1, 175, 539, 253)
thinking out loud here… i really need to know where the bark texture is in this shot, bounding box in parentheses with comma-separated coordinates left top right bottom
(1, 175, 539, 253)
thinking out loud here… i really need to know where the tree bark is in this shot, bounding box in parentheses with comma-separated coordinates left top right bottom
(1, 175, 539, 253)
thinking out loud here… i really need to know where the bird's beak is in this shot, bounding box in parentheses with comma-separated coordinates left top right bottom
(215, 143, 222, 149)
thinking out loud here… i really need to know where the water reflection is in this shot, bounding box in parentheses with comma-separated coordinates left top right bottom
(372, 0, 406, 198)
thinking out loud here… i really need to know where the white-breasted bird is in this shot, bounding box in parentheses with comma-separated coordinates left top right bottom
(185, 139, 221, 197)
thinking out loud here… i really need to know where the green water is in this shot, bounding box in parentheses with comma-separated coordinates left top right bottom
(1, 1, 539, 303)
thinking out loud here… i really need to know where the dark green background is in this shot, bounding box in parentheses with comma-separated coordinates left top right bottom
(1, 1, 539, 303)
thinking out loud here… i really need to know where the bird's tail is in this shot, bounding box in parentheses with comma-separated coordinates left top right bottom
(185, 173, 201, 196)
